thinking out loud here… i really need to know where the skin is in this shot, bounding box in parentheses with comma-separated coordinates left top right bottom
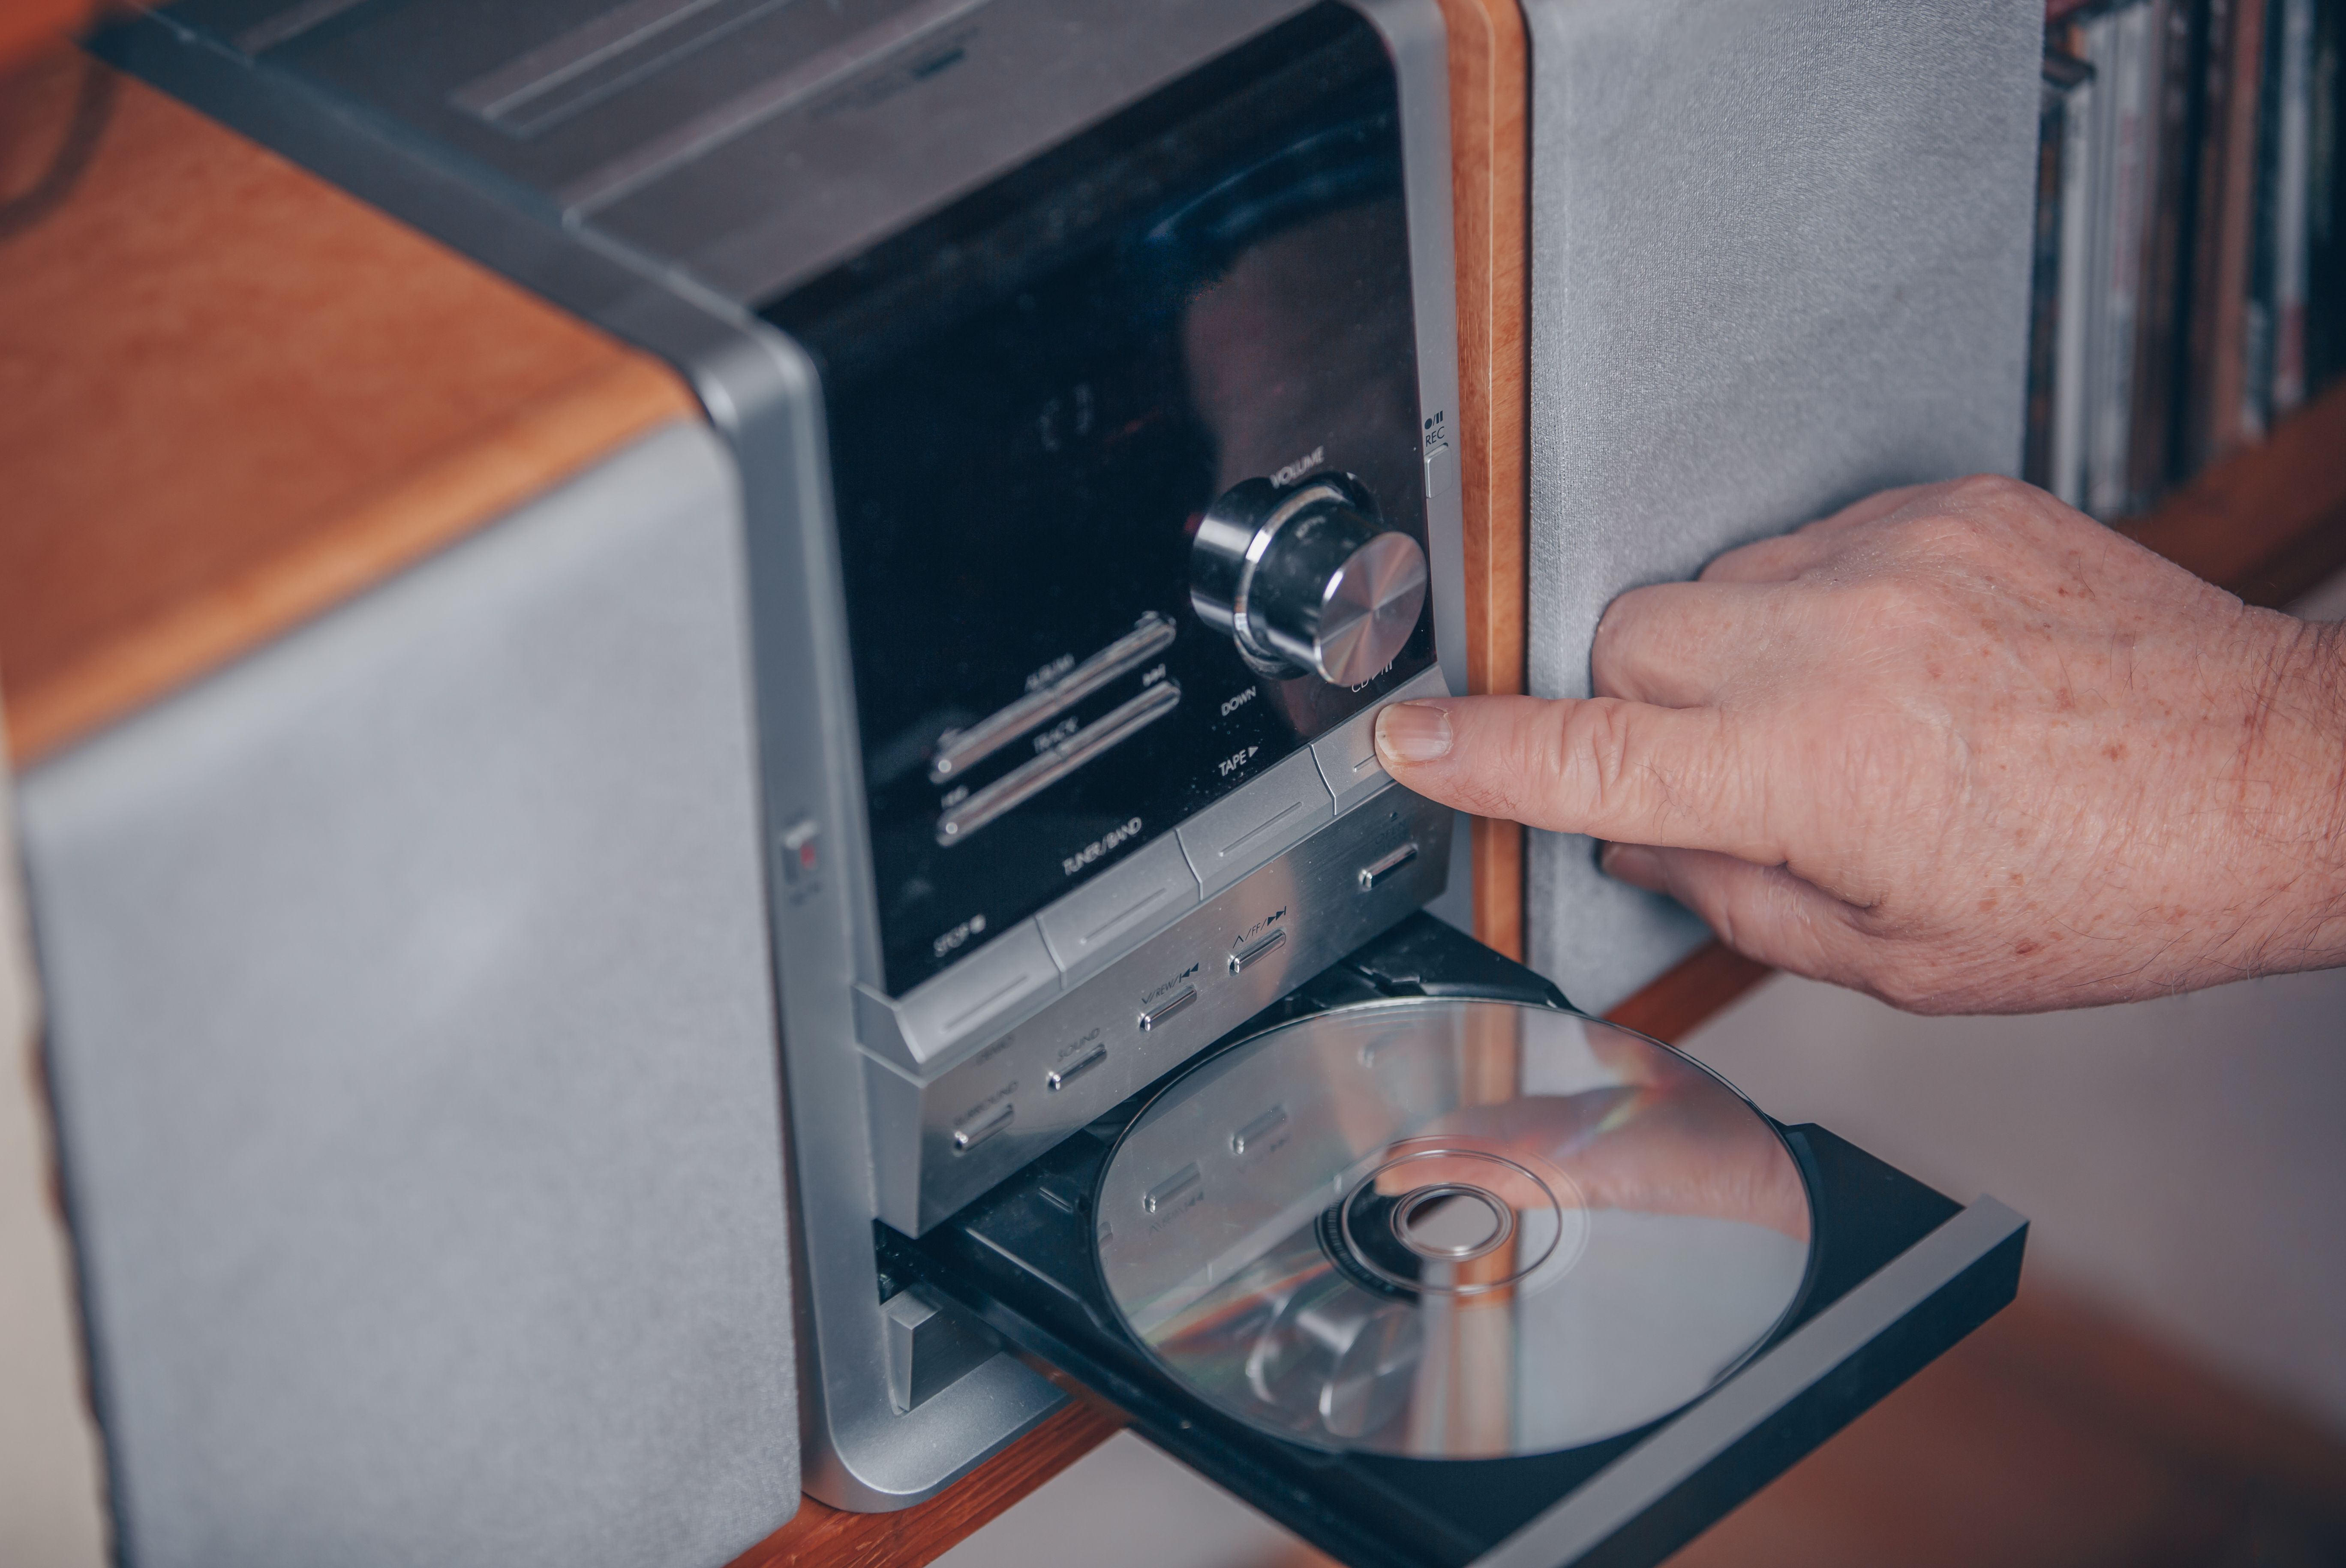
(1374, 475, 2346, 1014)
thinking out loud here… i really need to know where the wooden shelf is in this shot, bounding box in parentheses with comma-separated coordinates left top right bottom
(729, 1401, 1126, 1568)
(2122, 377, 2346, 608)
(0, 48, 695, 767)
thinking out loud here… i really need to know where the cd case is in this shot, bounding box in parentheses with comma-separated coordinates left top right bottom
(882, 917, 2028, 1568)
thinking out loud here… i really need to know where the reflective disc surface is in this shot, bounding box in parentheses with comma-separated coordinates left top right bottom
(1095, 1000, 1814, 1458)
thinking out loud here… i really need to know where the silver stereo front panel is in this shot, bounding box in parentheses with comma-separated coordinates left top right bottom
(869, 779, 1454, 1233)
(105, 0, 1465, 1515)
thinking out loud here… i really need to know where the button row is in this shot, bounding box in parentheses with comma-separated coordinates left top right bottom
(1227, 928, 1286, 975)
(1045, 1040, 1108, 1091)
(935, 679, 1181, 845)
(949, 1101, 1013, 1153)
(929, 613, 1179, 784)
(859, 664, 1453, 1072)
(1130, 1100, 1292, 1216)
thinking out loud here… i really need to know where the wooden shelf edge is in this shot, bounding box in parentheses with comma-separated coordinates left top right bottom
(728, 1399, 1125, 1568)
(2123, 378, 2346, 609)
(1601, 940, 1772, 1045)
(1433, 0, 1532, 963)
(6, 363, 697, 767)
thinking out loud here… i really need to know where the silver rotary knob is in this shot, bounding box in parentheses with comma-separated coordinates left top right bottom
(1189, 473, 1429, 685)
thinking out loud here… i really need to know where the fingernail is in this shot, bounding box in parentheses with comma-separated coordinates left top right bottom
(1375, 700, 1453, 764)
(1600, 842, 1667, 892)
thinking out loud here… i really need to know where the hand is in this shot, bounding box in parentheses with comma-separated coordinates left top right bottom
(1374, 476, 2346, 1012)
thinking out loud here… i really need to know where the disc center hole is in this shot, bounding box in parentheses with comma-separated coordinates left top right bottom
(1393, 1185, 1509, 1260)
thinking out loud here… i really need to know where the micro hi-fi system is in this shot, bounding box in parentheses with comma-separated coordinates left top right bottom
(37, 3, 2043, 1564)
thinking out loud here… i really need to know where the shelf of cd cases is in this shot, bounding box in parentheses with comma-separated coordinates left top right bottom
(2029, 0, 2345, 518)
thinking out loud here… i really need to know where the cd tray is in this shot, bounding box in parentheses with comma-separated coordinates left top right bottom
(881, 916, 2027, 1568)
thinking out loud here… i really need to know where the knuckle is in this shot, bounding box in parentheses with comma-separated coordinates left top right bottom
(1892, 511, 1988, 563)
(1700, 536, 1790, 582)
(1944, 472, 2032, 510)
(1594, 585, 1668, 646)
(1839, 571, 1944, 634)
(1550, 701, 1634, 820)
(1589, 587, 1683, 692)
(1426, 700, 1554, 821)
(1550, 700, 1715, 841)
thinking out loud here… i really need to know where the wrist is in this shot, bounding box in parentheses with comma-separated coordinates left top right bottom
(2220, 612, 2346, 981)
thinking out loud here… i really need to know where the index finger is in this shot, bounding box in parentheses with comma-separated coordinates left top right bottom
(1372, 694, 1782, 862)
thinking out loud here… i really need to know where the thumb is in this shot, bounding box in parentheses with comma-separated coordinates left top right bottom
(1601, 842, 1858, 980)
(1371, 694, 1775, 861)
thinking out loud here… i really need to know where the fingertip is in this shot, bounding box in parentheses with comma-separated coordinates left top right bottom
(1599, 842, 1667, 892)
(1374, 699, 1454, 767)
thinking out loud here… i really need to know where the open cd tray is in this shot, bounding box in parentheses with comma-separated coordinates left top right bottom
(882, 916, 2027, 1568)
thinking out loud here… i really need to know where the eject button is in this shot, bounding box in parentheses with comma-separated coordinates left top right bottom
(1309, 665, 1449, 815)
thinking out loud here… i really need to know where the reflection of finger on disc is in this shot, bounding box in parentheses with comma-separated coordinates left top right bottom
(1245, 1273, 1422, 1441)
(1095, 998, 1816, 1459)
(1337, 1146, 1580, 1297)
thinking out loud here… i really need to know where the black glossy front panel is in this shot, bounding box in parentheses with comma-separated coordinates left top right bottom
(763, 5, 1435, 994)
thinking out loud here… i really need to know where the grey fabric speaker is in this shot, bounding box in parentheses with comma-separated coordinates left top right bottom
(17, 423, 798, 1568)
(1518, 0, 2043, 1009)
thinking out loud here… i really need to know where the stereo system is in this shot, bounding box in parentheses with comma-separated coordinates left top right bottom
(17, 3, 2046, 1564)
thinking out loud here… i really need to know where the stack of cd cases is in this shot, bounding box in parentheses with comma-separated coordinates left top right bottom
(2029, 0, 2346, 517)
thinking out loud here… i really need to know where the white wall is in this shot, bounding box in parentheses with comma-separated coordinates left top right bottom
(0, 727, 111, 1566)
(1679, 965, 2346, 1432)
(933, 1432, 1301, 1568)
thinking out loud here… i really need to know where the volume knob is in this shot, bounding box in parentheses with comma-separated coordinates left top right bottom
(1189, 473, 1428, 686)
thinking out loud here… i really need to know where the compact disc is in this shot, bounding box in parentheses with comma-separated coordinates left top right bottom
(1094, 999, 1814, 1459)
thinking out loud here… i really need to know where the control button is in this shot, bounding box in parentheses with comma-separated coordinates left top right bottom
(1424, 443, 1458, 500)
(931, 613, 1179, 783)
(950, 1101, 1014, 1153)
(1310, 664, 1450, 814)
(1422, 410, 1455, 500)
(1036, 835, 1201, 985)
(854, 919, 1059, 1071)
(1358, 842, 1419, 892)
(778, 817, 821, 885)
(937, 680, 1181, 845)
(1144, 1163, 1202, 1214)
(1231, 1104, 1288, 1155)
(1228, 928, 1287, 975)
(1046, 1041, 1108, 1090)
(1037, 1176, 1087, 1214)
(883, 1287, 994, 1414)
(1177, 748, 1333, 897)
(1190, 472, 1429, 685)
(1137, 986, 1197, 1032)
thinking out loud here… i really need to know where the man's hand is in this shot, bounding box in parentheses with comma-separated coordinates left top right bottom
(1374, 476, 2346, 1012)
